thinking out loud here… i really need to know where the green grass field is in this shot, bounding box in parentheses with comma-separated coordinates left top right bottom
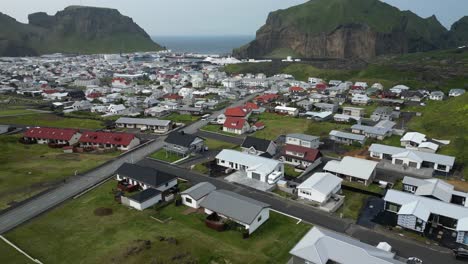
(339, 190, 370, 220)
(0, 113, 103, 130)
(149, 149, 184, 163)
(0, 135, 118, 209)
(0, 108, 37, 117)
(284, 165, 302, 178)
(164, 113, 200, 124)
(204, 138, 238, 150)
(2, 181, 311, 264)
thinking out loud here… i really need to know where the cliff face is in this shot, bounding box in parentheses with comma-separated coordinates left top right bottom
(234, 0, 452, 59)
(450, 16, 468, 46)
(0, 6, 161, 56)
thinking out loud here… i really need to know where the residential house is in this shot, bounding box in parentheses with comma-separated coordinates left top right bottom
(289, 227, 406, 264)
(369, 144, 455, 173)
(200, 189, 270, 234)
(254, 94, 279, 105)
(324, 157, 378, 186)
(314, 103, 338, 113)
(371, 107, 395, 121)
(354, 82, 368, 89)
(329, 130, 366, 145)
(384, 190, 468, 245)
(342, 107, 365, 118)
(79, 131, 140, 151)
(116, 163, 178, 210)
(23, 127, 81, 145)
(241, 136, 277, 157)
(164, 131, 205, 157)
(107, 104, 126, 115)
(297, 100, 314, 111)
(144, 106, 169, 117)
(400, 132, 427, 148)
(115, 117, 172, 134)
(400, 90, 425, 102)
(333, 114, 361, 123)
(351, 120, 396, 140)
(309, 93, 328, 103)
(305, 111, 333, 122)
(275, 106, 299, 117)
(297, 173, 342, 206)
(449, 88, 466, 97)
(223, 117, 250, 135)
(390, 85, 410, 94)
(280, 144, 322, 169)
(216, 149, 284, 184)
(402, 176, 468, 207)
(181, 182, 217, 209)
(351, 94, 371, 105)
(286, 133, 320, 149)
(72, 100, 92, 111)
(429, 91, 445, 101)
(224, 106, 251, 118)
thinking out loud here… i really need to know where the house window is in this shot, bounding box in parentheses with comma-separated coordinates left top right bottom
(165, 183, 169, 187)
(258, 215, 262, 222)
(185, 197, 192, 204)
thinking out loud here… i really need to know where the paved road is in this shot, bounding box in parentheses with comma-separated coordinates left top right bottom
(0, 94, 257, 234)
(137, 158, 462, 264)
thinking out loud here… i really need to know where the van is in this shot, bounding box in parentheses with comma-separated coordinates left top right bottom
(201, 114, 211, 120)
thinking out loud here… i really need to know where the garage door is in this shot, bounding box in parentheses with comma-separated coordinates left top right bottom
(409, 162, 418, 168)
(252, 173, 261, 181)
(395, 159, 403, 165)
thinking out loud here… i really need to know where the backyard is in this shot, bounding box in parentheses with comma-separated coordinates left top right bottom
(205, 138, 238, 150)
(0, 113, 104, 130)
(164, 113, 200, 124)
(0, 135, 119, 209)
(338, 190, 370, 220)
(1, 181, 311, 264)
(149, 149, 184, 163)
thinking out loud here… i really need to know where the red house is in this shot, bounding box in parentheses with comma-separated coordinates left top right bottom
(224, 106, 251, 118)
(223, 117, 250, 135)
(23, 127, 81, 146)
(79, 131, 140, 151)
(254, 94, 279, 104)
(280, 144, 322, 169)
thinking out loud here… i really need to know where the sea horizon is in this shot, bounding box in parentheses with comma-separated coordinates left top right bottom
(152, 35, 254, 55)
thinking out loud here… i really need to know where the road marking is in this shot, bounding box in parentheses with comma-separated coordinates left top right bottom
(270, 209, 302, 224)
(0, 235, 43, 264)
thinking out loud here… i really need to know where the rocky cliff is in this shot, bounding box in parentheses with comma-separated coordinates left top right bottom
(0, 6, 161, 56)
(234, 0, 459, 59)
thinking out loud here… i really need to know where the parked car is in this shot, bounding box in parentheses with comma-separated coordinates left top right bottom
(407, 257, 423, 264)
(453, 247, 468, 259)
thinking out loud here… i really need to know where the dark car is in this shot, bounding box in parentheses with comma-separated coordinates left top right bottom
(453, 247, 468, 259)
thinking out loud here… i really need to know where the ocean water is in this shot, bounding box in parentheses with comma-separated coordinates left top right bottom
(152, 35, 254, 55)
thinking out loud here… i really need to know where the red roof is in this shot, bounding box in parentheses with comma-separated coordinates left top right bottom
(351, 85, 364, 90)
(42, 89, 58, 94)
(225, 106, 250, 117)
(315, 83, 328, 90)
(24, 127, 79, 141)
(282, 144, 321, 162)
(289, 86, 305, 92)
(79, 131, 136, 146)
(244, 102, 259, 110)
(254, 94, 279, 103)
(223, 117, 248, 130)
(163, 94, 183, 100)
(253, 122, 265, 128)
(87, 92, 102, 99)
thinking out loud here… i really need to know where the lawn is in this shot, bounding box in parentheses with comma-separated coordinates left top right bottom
(342, 181, 384, 195)
(149, 149, 184, 163)
(201, 124, 240, 137)
(0, 135, 118, 209)
(0, 113, 103, 130)
(164, 113, 199, 124)
(2, 181, 311, 264)
(284, 165, 302, 178)
(253, 113, 350, 140)
(205, 138, 237, 150)
(0, 107, 37, 117)
(192, 163, 210, 174)
(0, 243, 30, 264)
(338, 190, 370, 220)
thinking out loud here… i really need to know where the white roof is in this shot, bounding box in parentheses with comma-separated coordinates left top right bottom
(384, 190, 468, 231)
(418, 142, 439, 151)
(330, 130, 366, 141)
(401, 132, 426, 144)
(398, 201, 431, 221)
(369, 144, 455, 167)
(275, 106, 297, 111)
(216, 149, 281, 175)
(116, 117, 171, 127)
(324, 157, 378, 181)
(305, 111, 333, 118)
(403, 176, 459, 203)
(289, 227, 404, 264)
(297, 173, 342, 195)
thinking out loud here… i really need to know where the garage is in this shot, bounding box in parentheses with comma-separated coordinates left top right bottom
(394, 159, 403, 165)
(251, 172, 261, 181)
(409, 161, 418, 168)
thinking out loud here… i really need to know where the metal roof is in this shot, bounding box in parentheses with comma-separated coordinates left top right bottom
(297, 173, 342, 195)
(329, 130, 366, 141)
(369, 144, 455, 167)
(128, 188, 161, 203)
(116, 117, 171, 127)
(289, 227, 405, 264)
(216, 149, 281, 175)
(199, 190, 270, 225)
(116, 163, 177, 189)
(324, 157, 378, 181)
(286, 133, 319, 142)
(181, 182, 216, 200)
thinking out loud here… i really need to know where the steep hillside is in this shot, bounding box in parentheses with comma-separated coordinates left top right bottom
(234, 0, 450, 59)
(450, 16, 468, 47)
(0, 6, 161, 56)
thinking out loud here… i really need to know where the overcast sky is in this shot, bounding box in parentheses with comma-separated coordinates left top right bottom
(2, 0, 467, 36)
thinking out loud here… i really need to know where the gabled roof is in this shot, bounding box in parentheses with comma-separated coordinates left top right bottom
(329, 130, 366, 141)
(216, 149, 281, 175)
(24, 127, 79, 141)
(200, 189, 270, 225)
(79, 131, 136, 146)
(403, 176, 456, 203)
(324, 157, 378, 181)
(286, 133, 319, 142)
(116, 117, 171, 127)
(241, 136, 273, 152)
(116, 163, 177, 189)
(165, 131, 201, 148)
(128, 188, 161, 203)
(369, 144, 455, 167)
(224, 106, 249, 117)
(297, 173, 342, 195)
(181, 182, 216, 200)
(223, 117, 248, 130)
(290, 227, 404, 264)
(401, 132, 426, 144)
(283, 144, 321, 162)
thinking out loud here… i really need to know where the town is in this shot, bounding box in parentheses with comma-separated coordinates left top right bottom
(0, 49, 467, 264)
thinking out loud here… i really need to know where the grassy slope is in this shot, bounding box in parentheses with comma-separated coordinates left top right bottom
(2, 181, 311, 264)
(0, 113, 103, 130)
(0, 135, 118, 209)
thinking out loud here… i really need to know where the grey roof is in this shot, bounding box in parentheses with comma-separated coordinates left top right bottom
(290, 227, 405, 264)
(324, 157, 378, 181)
(199, 190, 270, 225)
(181, 182, 216, 200)
(128, 188, 161, 203)
(297, 173, 342, 195)
(241, 136, 273, 152)
(165, 131, 202, 148)
(403, 176, 460, 203)
(369, 144, 455, 167)
(116, 117, 171, 127)
(352, 120, 395, 136)
(286, 133, 319, 142)
(216, 149, 281, 175)
(329, 130, 366, 141)
(116, 163, 177, 189)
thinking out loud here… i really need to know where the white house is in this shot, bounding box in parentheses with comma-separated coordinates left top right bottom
(297, 173, 342, 205)
(449, 88, 465, 97)
(286, 133, 320, 149)
(181, 182, 217, 209)
(324, 157, 378, 186)
(125, 188, 163, 211)
(107, 104, 126, 115)
(200, 190, 271, 234)
(275, 106, 299, 116)
(223, 117, 250, 135)
(351, 94, 371, 105)
(116, 117, 172, 134)
(429, 91, 445, 101)
(369, 144, 455, 173)
(216, 149, 284, 184)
